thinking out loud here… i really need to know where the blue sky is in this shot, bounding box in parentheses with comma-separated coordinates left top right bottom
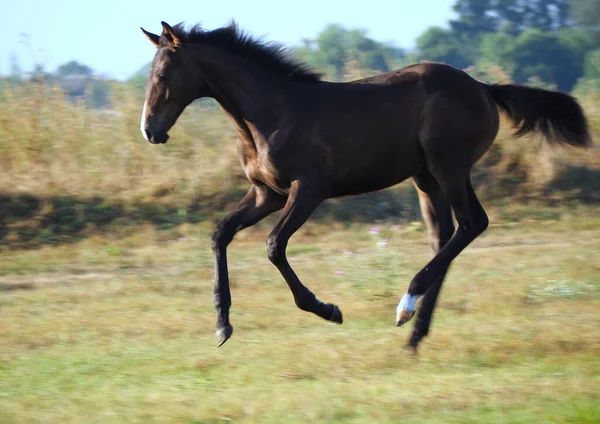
(4, 0, 456, 80)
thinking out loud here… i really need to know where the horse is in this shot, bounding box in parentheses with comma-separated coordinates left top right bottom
(139, 21, 591, 351)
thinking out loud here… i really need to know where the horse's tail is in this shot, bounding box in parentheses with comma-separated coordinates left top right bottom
(484, 83, 591, 148)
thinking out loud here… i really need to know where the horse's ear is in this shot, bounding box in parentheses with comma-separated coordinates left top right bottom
(161, 21, 182, 48)
(141, 27, 160, 48)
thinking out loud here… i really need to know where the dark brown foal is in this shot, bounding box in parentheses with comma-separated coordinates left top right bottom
(140, 21, 591, 350)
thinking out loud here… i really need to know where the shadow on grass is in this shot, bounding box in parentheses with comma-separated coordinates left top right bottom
(0, 185, 422, 249)
(542, 164, 600, 203)
(0, 189, 237, 249)
(1, 166, 598, 250)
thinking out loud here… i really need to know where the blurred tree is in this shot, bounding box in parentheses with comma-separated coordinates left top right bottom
(56, 60, 93, 78)
(315, 24, 348, 78)
(498, 0, 568, 33)
(570, 0, 600, 29)
(570, 0, 600, 43)
(559, 27, 595, 79)
(293, 24, 404, 79)
(450, 0, 499, 39)
(449, 0, 502, 62)
(345, 29, 389, 72)
(53, 60, 111, 108)
(30, 64, 51, 83)
(452, 0, 569, 36)
(568, 0, 600, 79)
(512, 28, 579, 91)
(583, 48, 600, 78)
(416, 27, 470, 68)
(292, 39, 327, 71)
(380, 42, 409, 69)
(558, 27, 595, 56)
(8, 52, 22, 82)
(125, 62, 151, 98)
(412, 0, 592, 90)
(528, 0, 569, 31)
(55, 64, 91, 97)
(86, 78, 111, 109)
(478, 30, 517, 75)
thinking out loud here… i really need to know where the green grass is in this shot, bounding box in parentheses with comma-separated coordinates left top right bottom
(1, 210, 599, 423)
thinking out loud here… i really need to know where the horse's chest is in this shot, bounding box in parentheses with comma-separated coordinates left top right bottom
(239, 147, 291, 195)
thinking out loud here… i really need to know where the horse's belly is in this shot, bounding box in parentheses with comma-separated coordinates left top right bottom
(330, 154, 422, 197)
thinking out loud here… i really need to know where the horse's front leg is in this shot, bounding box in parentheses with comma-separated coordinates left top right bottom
(266, 179, 343, 324)
(211, 185, 286, 346)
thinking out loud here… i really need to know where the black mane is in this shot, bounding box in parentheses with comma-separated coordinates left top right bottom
(165, 22, 322, 83)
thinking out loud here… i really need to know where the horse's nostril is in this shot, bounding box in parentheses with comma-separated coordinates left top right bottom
(145, 129, 152, 140)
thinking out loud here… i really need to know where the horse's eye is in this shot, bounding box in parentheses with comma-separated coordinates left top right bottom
(158, 73, 169, 82)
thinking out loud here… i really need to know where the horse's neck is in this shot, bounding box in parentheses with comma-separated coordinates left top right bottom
(192, 45, 284, 129)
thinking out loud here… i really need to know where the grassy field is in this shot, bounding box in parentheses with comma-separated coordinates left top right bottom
(1, 70, 600, 423)
(1, 205, 599, 423)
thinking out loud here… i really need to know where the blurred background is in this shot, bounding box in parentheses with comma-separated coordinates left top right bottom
(1, 1, 599, 423)
(1, 0, 599, 243)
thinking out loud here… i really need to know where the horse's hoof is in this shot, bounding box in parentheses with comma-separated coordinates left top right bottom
(216, 325, 233, 347)
(402, 343, 419, 356)
(396, 293, 418, 326)
(396, 310, 415, 327)
(329, 304, 343, 324)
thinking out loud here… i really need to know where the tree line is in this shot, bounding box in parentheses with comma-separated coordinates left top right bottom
(4, 0, 600, 107)
(293, 0, 600, 91)
(4, 58, 113, 108)
(416, 0, 600, 91)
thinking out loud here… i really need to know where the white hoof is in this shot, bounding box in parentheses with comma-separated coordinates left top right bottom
(396, 293, 419, 326)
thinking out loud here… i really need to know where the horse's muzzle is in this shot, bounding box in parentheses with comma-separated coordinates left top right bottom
(145, 128, 169, 144)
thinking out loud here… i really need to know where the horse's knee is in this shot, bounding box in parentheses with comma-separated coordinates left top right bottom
(460, 210, 488, 237)
(473, 211, 489, 236)
(266, 235, 285, 265)
(211, 223, 232, 253)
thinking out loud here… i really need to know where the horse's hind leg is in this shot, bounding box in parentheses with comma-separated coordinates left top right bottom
(399, 172, 489, 350)
(396, 168, 455, 326)
(266, 179, 343, 324)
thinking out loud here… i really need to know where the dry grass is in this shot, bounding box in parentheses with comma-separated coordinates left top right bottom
(1, 77, 599, 212)
(0, 83, 246, 205)
(1, 212, 599, 423)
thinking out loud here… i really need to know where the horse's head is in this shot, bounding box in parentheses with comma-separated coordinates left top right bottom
(140, 22, 206, 144)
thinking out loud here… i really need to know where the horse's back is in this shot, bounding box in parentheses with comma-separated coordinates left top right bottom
(325, 63, 499, 193)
